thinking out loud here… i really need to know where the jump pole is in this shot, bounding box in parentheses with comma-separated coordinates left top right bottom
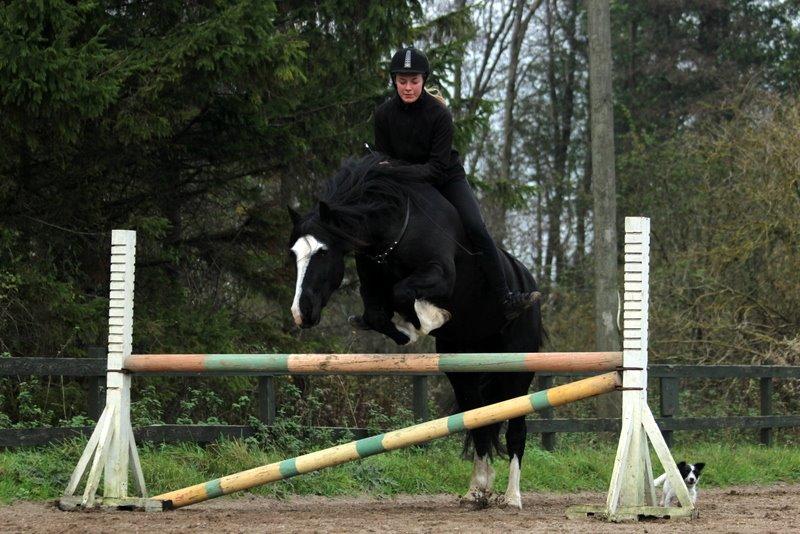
(124, 351, 622, 374)
(155, 372, 620, 510)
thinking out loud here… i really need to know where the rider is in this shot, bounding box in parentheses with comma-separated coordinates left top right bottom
(356, 46, 538, 324)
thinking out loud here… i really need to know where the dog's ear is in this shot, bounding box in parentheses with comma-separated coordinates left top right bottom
(694, 462, 705, 473)
(287, 206, 302, 226)
(677, 461, 687, 469)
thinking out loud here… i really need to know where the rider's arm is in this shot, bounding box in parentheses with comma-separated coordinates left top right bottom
(373, 108, 392, 156)
(377, 110, 453, 185)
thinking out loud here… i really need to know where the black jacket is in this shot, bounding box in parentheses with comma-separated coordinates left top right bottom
(373, 91, 465, 185)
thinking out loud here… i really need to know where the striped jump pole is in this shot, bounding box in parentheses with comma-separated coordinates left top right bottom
(154, 372, 621, 510)
(124, 352, 622, 374)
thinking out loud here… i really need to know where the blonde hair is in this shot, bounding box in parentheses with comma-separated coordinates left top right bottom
(425, 86, 447, 106)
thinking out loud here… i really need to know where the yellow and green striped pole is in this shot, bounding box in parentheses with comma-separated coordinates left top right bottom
(154, 371, 620, 510)
(125, 352, 621, 374)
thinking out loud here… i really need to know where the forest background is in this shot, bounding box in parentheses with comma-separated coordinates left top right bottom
(1, 0, 799, 435)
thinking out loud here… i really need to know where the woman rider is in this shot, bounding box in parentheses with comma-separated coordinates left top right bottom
(353, 47, 537, 326)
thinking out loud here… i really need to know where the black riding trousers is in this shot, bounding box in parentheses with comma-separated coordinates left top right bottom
(436, 177, 508, 296)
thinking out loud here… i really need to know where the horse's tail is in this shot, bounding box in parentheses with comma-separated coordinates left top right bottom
(458, 374, 508, 459)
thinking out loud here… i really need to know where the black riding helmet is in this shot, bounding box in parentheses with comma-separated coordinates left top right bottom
(389, 47, 429, 82)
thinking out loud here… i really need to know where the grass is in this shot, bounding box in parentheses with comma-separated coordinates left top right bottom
(2, 434, 800, 506)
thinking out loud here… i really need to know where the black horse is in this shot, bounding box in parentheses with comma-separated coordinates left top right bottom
(288, 153, 543, 509)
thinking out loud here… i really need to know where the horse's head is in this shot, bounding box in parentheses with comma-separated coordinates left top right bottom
(287, 203, 347, 328)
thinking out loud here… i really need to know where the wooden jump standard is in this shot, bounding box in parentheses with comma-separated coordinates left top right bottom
(61, 217, 697, 521)
(155, 372, 620, 509)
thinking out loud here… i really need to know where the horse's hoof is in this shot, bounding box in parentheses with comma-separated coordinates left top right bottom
(495, 493, 522, 510)
(413, 300, 451, 333)
(459, 490, 492, 510)
(391, 316, 419, 344)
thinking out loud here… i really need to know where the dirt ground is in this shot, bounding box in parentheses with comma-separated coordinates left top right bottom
(1, 484, 796, 533)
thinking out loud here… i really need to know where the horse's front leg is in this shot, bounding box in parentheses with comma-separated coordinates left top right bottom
(392, 261, 455, 335)
(360, 307, 411, 345)
(352, 255, 411, 344)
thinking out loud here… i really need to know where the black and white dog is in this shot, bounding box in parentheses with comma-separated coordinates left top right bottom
(654, 461, 705, 506)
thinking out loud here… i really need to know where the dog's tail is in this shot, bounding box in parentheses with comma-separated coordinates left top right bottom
(653, 473, 666, 487)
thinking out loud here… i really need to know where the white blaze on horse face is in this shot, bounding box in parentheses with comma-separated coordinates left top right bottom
(290, 235, 327, 326)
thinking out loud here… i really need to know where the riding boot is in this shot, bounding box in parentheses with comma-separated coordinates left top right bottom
(501, 290, 541, 321)
(475, 245, 539, 322)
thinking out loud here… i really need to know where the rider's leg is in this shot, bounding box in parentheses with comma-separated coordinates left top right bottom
(436, 177, 538, 320)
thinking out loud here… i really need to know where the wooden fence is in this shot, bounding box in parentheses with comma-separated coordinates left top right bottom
(1, 352, 798, 450)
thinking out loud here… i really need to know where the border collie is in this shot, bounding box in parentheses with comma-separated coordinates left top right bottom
(654, 461, 705, 507)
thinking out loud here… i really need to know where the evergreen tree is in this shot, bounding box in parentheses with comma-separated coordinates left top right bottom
(0, 0, 419, 358)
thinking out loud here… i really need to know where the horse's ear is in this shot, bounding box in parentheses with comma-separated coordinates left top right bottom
(287, 206, 301, 226)
(318, 201, 335, 225)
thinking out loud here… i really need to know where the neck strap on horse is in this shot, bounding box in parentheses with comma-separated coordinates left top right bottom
(370, 199, 410, 264)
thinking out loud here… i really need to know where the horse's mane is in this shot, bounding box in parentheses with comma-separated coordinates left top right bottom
(317, 153, 429, 240)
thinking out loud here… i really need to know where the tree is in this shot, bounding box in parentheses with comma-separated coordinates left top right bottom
(588, 0, 620, 415)
(0, 0, 423, 425)
(486, 0, 540, 247)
